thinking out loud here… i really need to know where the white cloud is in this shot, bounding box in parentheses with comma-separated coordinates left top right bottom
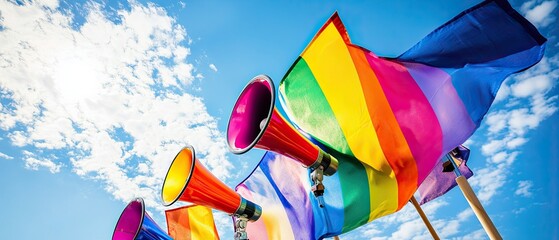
(481, 139, 505, 156)
(531, 93, 559, 120)
(0, 151, 14, 160)
(476, 57, 557, 205)
(491, 151, 508, 164)
(508, 108, 541, 135)
(469, 165, 507, 203)
(511, 74, 553, 98)
(209, 63, 218, 72)
(523, 1, 558, 27)
(0, 0, 232, 215)
(346, 202, 477, 240)
(24, 156, 62, 173)
(494, 80, 511, 103)
(490, 151, 519, 165)
(22, 151, 62, 173)
(455, 229, 488, 240)
(390, 219, 430, 240)
(457, 208, 474, 221)
(515, 180, 533, 197)
(435, 209, 474, 238)
(361, 224, 383, 238)
(8, 131, 30, 147)
(506, 137, 527, 149)
(214, 211, 234, 238)
(485, 111, 508, 134)
(137, 162, 149, 174)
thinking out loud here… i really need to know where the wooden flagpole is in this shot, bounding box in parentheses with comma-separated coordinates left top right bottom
(446, 155, 502, 240)
(410, 196, 440, 240)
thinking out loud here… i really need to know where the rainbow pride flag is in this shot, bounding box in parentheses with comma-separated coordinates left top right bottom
(165, 205, 220, 240)
(237, 0, 545, 238)
(279, 0, 545, 229)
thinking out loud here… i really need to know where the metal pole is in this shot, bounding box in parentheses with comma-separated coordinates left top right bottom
(445, 154, 462, 177)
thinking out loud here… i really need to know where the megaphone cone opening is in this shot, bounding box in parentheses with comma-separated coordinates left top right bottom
(161, 146, 196, 207)
(112, 198, 144, 240)
(227, 75, 275, 154)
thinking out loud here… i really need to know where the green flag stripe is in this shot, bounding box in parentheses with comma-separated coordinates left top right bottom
(279, 58, 371, 232)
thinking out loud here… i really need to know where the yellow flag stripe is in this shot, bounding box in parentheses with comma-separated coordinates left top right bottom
(301, 22, 398, 220)
(187, 205, 220, 240)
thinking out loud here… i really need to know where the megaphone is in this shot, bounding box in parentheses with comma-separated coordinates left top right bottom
(161, 146, 261, 222)
(112, 198, 172, 240)
(227, 74, 338, 175)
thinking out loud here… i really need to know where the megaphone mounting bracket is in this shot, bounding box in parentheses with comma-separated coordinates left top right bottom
(308, 149, 338, 176)
(234, 217, 249, 240)
(311, 165, 326, 208)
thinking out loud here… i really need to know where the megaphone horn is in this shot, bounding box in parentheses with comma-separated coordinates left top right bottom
(227, 74, 338, 175)
(112, 198, 172, 240)
(161, 146, 261, 222)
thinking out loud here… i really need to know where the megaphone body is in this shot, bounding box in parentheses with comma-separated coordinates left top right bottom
(227, 75, 338, 175)
(161, 146, 261, 222)
(112, 198, 172, 240)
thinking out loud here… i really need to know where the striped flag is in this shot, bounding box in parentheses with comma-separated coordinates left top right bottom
(236, 0, 547, 238)
(165, 205, 220, 240)
(279, 0, 544, 230)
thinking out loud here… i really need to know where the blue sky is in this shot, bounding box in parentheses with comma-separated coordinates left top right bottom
(0, 0, 557, 239)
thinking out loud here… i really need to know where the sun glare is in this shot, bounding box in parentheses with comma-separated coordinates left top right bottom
(54, 52, 103, 104)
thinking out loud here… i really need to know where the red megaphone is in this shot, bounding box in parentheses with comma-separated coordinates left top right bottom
(161, 146, 261, 221)
(227, 75, 338, 175)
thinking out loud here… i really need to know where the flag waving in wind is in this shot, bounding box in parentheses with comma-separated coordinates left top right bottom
(279, 0, 545, 233)
(165, 205, 220, 240)
(238, 0, 546, 239)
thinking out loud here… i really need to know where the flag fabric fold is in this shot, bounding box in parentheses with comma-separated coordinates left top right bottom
(165, 205, 220, 240)
(238, 0, 546, 239)
(236, 152, 316, 240)
(417, 145, 474, 205)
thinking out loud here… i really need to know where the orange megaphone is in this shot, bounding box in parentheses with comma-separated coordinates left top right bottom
(161, 146, 261, 221)
(227, 75, 338, 175)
